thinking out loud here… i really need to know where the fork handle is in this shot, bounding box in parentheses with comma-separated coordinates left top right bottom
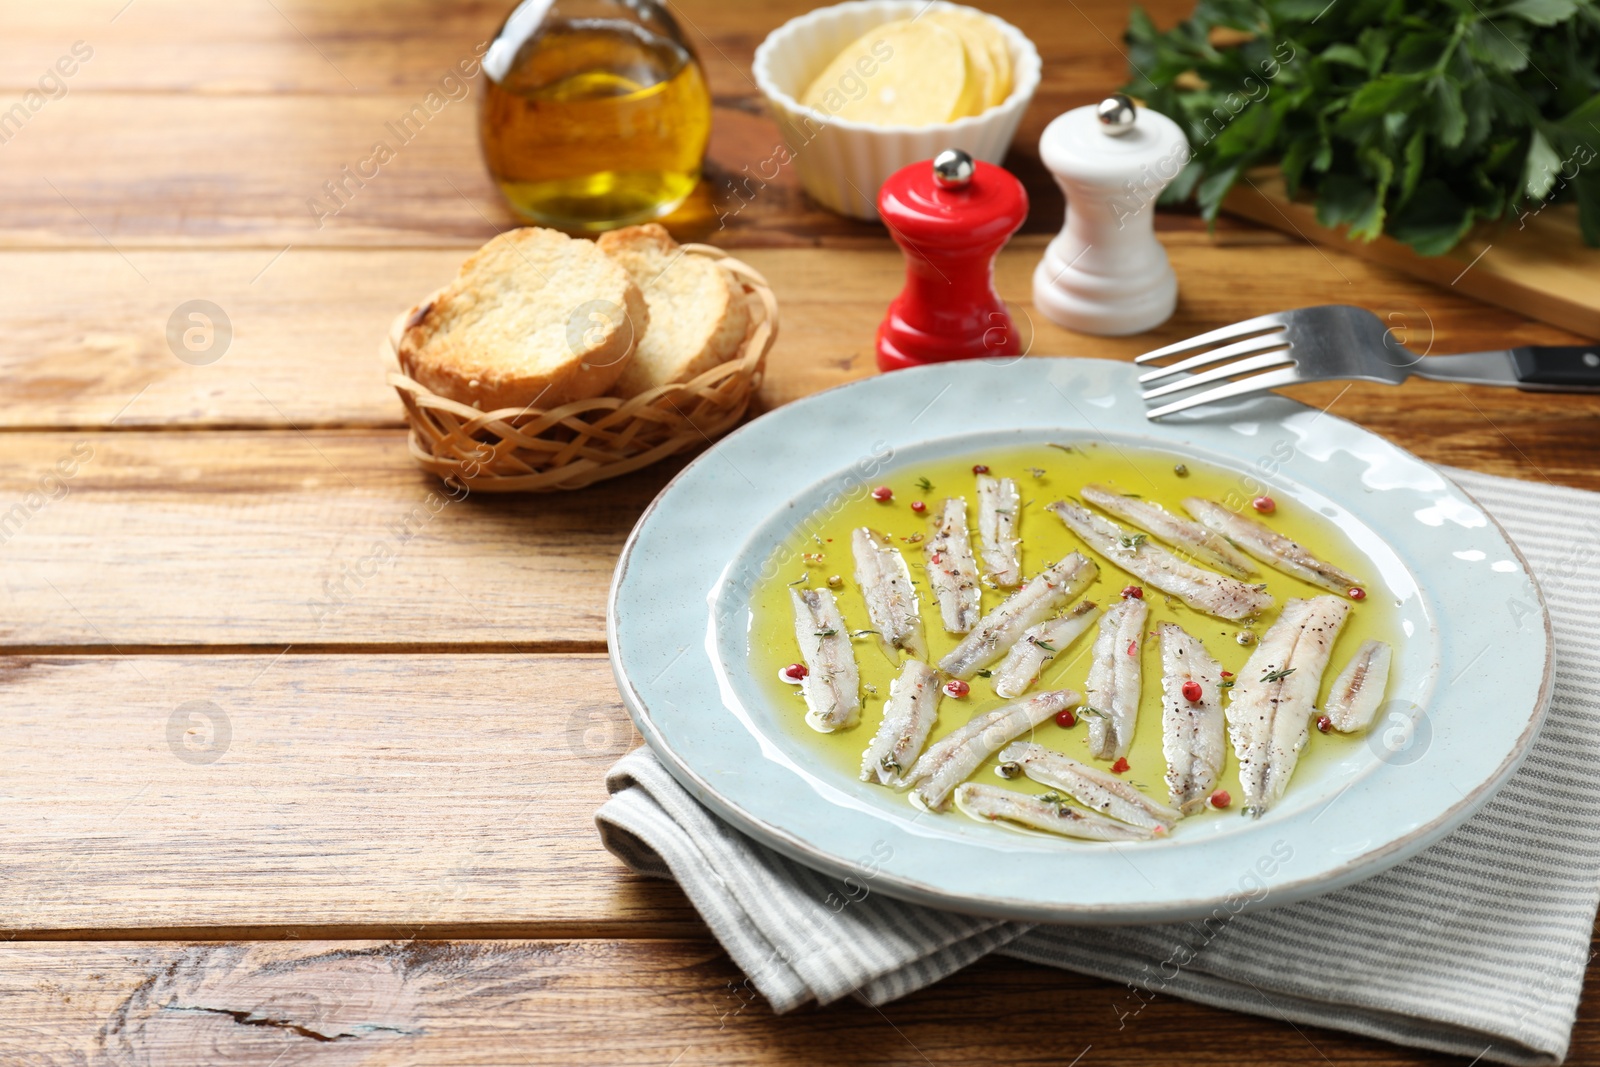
(1512, 345, 1600, 387)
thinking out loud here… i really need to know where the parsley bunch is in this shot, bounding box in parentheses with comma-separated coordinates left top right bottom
(1123, 0, 1600, 253)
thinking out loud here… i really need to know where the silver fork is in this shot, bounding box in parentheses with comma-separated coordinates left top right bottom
(1134, 305, 1600, 419)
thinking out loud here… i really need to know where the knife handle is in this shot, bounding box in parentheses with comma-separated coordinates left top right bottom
(1511, 345, 1600, 387)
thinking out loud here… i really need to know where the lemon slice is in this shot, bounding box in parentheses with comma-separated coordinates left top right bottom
(926, 12, 995, 114)
(949, 41, 986, 120)
(800, 19, 971, 126)
(929, 9, 1013, 107)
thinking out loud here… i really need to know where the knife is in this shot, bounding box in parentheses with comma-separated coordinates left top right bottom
(1407, 346, 1600, 391)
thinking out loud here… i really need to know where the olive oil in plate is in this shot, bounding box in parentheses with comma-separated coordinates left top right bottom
(746, 441, 1404, 834)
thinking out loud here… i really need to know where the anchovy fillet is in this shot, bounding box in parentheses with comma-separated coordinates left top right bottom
(902, 689, 1076, 811)
(938, 553, 1099, 679)
(1048, 501, 1273, 621)
(992, 600, 1100, 699)
(859, 659, 940, 785)
(1183, 497, 1364, 595)
(1323, 639, 1393, 733)
(852, 527, 927, 661)
(925, 497, 982, 634)
(1158, 622, 1227, 815)
(1000, 741, 1180, 831)
(790, 587, 861, 732)
(1083, 597, 1148, 760)
(954, 783, 1155, 841)
(1226, 595, 1351, 817)
(1081, 484, 1255, 578)
(977, 474, 1022, 587)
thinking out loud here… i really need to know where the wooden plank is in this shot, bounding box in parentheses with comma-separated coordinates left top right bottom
(1, 93, 508, 249)
(1, 236, 1589, 431)
(0, 249, 435, 430)
(3, 0, 1173, 96)
(0, 432, 659, 648)
(0, 653, 704, 937)
(0, 0, 503, 94)
(5, 937, 1593, 1064)
(1224, 170, 1600, 340)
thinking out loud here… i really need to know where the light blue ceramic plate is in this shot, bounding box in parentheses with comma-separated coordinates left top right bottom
(607, 359, 1552, 923)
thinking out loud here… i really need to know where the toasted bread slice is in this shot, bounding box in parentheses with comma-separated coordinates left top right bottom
(597, 225, 750, 398)
(399, 227, 646, 411)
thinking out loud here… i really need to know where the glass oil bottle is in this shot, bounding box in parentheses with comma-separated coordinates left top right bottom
(480, 0, 711, 232)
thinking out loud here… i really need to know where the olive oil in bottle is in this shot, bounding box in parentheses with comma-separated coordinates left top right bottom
(480, 2, 710, 232)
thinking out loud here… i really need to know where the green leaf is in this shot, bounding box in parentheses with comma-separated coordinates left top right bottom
(1342, 74, 1420, 122)
(1161, 158, 1207, 204)
(1196, 162, 1244, 221)
(1280, 131, 1318, 193)
(1391, 30, 1448, 73)
(1212, 98, 1278, 158)
(1429, 77, 1468, 147)
(1482, 136, 1522, 175)
(1502, 0, 1577, 26)
(1321, 43, 1369, 68)
(1399, 128, 1426, 203)
(1558, 93, 1600, 137)
(1386, 179, 1476, 254)
(1357, 26, 1393, 71)
(1523, 128, 1562, 200)
(1273, 0, 1329, 17)
(1459, 79, 1497, 153)
(1126, 4, 1159, 46)
(1349, 148, 1395, 240)
(1315, 173, 1378, 228)
(1311, 134, 1333, 172)
(1468, 20, 1530, 72)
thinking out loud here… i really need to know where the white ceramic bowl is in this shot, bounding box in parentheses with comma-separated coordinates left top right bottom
(752, 1, 1041, 220)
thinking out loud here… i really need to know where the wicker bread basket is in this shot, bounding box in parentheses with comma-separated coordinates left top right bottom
(385, 245, 778, 492)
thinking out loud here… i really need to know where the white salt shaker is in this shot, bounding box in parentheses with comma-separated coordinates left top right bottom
(1032, 94, 1190, 336)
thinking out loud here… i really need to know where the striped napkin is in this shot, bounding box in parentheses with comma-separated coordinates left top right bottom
(596, 467, 1600, 1066)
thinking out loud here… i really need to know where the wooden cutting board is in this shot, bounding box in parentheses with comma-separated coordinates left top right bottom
(1224, 168, 1600, 339)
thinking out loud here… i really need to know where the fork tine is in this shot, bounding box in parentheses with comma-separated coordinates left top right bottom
(1132, 311, 1289, 364)
(1145, 366, 1306, 419)
(1141, 351, 1297, 400)
(1137, 333, 1293, 384)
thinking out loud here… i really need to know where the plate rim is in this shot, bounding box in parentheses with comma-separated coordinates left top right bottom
(607, 358, 1555, 923)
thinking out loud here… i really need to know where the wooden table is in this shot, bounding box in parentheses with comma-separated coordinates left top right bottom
(4, 1, 1597, 1062)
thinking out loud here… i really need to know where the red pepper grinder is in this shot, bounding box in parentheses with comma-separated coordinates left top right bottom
(875, 148, 1029, 373)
